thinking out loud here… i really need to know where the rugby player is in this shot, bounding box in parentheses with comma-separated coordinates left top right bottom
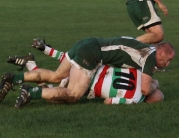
(6, 51, 163, 106)
(0, 36, 175, 108)
(126, 0, 168, 44)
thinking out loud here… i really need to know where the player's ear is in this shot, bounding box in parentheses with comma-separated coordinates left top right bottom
(157, 48, 162, 56)
(159, 48, 165, 56)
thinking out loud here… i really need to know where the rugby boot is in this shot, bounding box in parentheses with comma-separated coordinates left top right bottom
(7, 53, 35, 71)
(14, 84, 32, 109)
(0, 73, 15, 102)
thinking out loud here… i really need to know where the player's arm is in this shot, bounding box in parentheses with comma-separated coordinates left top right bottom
(141, 51, 159, 96)
(141, 73, 159, 96)
(154, 0, 168, 16)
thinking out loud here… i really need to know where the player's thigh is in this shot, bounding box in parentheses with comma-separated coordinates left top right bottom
(67, 65, 91, 99)
(50, 57, 71, 82)
(145, 24, 164, 35)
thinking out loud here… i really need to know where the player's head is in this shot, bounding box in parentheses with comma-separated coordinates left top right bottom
(155, 42, 175, 68)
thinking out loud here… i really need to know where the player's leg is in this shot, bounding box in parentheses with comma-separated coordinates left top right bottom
(14, 38, 101, 108)
(22, 37, 100, 84)
(36, 39, 100, 103)
(42, 66, 91, 102)
(136, 24, 164, 44)
(14, 65, 91, 108)
(0, 57, 71, 102)
(7, 53, 69, 104)
(32, 38, 65, 62)
(126, 0, 163, 44)
(22, 57, 71, 83)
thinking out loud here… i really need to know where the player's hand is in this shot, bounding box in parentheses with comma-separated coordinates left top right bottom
(153, 79, 159, 88)
(32, 38, 46, 51)
(104, 98, 112, 105)
(157, 2, 168, 16)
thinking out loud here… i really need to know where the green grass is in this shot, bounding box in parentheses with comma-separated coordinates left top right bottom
(0, 0, 179, 137)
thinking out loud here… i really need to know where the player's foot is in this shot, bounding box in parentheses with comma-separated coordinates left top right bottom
(0, 73, 15, 102)
(7, 53, 35, 71)
(32, 38, 51, 51)
(32, 38, 46, 51)
(14, 84, 32, 109)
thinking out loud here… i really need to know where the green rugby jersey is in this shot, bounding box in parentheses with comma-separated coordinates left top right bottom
(96, 36, 156, 76)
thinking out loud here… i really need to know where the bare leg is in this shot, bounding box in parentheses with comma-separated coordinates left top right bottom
(24, 57, 71, 84)
(136, 25, 164, 44)
(41, 65, 91, 103)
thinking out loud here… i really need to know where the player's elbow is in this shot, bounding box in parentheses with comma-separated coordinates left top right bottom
(141, 89, 150, 96)
(144, 89, 164, 103)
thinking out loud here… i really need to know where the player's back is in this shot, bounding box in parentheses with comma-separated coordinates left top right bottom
(96, 36, 155, 70)
(87, 65, 145, 104)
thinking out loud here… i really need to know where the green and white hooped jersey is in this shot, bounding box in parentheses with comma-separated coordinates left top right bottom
(87, 65, 145, 104)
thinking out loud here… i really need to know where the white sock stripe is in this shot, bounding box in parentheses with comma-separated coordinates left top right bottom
(26, 61, 37, 71)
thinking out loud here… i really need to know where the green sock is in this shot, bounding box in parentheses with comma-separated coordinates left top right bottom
(13, 73, 24, 85)
(29, 86, 42, 99)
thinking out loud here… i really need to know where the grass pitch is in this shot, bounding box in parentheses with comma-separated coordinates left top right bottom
(0, 0, 179, 137)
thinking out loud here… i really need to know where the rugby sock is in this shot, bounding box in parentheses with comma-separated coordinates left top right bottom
(26, 61, 38, 71)
(44, 46, 64, 61)
(13, 73, 24, 85)
(29, 86, 42, 99)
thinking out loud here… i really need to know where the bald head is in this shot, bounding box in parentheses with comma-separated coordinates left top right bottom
(156, 42, 175, 55)
(155, 42, 175, 68)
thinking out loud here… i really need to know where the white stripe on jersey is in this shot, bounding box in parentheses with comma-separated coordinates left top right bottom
(88, 65, 144, 104)
(101, 45, 156, 72)
(100, 67, 113, 98)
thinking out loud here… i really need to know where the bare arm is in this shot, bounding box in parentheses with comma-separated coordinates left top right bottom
(154, 0, 168, 16)
(141, 73, 159, 96)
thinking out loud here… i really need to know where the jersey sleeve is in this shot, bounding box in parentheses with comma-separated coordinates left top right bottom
(142, 52, 156, 76)
(111, 96, 145, 104)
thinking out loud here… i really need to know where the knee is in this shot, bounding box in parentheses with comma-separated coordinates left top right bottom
(50, 77, 63, 84)
(49, 73, 65, 84)
(150, 27, 164, 43)
(50, 71, 69, 84)
(26, 71, 42, 82)
(155, 32, 164, 43)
